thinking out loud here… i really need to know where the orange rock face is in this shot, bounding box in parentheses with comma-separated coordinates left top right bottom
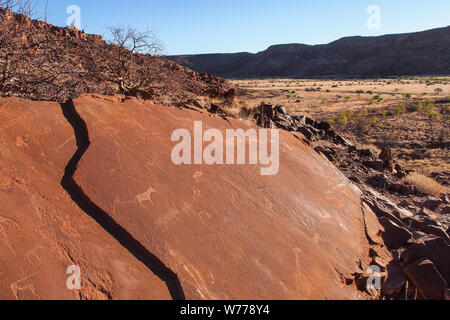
(71, 95, 384, 299)
(0, 94, 386, 300)
(0, 97, 170, 300)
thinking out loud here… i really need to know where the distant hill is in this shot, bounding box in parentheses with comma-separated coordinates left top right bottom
(169, 26, 450, 79)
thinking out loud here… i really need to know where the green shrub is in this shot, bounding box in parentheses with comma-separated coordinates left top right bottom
(428, 112, 442, 120)
(441, 104, 450, 115)
(336, 113, 349, 126)
(423, 99, 435, 112)
(393, 105, 407, 116)
(377, 109, 388, 117)
(356, 110, 369, 119)
(373, 94, 383, 102)
(409, 101, 423, 112)
(369, 116, 380, 125)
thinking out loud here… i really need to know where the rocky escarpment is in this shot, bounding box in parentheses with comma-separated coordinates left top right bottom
(170, 26, 450, 79)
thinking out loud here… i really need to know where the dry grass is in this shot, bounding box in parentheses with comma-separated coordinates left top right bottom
(405, 172, 444, 196)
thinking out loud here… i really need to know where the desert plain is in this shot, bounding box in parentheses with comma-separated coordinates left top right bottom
(232, 77, 450, 176)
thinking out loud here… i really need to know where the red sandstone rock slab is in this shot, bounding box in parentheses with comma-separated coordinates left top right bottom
(73, 94, 384, 299)
(0, 97, 170, 300)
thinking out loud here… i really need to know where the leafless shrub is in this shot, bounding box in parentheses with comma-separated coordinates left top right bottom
(0, 0, 40, 17)
(107, 26, 164, 56)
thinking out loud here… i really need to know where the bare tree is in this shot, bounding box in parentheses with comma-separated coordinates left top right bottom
(0, 0, 40, 17)
(106, 26, 164, 98)
(0, 1, 44, 95)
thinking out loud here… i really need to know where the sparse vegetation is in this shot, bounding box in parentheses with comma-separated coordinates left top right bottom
(393, 104, 407, 116)
(441, 104, 449, 115)
(409, 100, 423, 112)
(373, 94, 383, 102)
(232, 77, 450, 174)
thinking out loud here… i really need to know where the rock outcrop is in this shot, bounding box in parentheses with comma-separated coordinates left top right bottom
(0, 94, 391, 299)
(0, 97, 171, 300)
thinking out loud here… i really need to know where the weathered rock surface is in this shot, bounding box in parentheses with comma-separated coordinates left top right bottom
(1, 94, 448, 300)
(69, 94, 386, 300)
(0, 97, 171, 300)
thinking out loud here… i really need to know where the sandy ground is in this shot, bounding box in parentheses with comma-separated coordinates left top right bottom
(232, 78, 450, 174)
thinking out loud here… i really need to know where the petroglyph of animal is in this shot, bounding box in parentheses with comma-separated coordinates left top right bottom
(135, 187, 156, 208)
(10, 274, 39, 300)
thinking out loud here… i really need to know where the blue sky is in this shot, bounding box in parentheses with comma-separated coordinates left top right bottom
(37, 0, 450, 55)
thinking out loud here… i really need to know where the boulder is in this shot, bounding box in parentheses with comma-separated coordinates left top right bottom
(441, 206, 450, 215)
(423, 197, 442, 211)
(363, 160, 385, 172)
(441, 194, 450, 205)
(401, 243, 435, 265)
(381, 263, 407, 296)
(368, 174, 390, 189)
(297, 127, 313, 141)
(421, 237, 450, 284)
(359, 148, 379, 160)
(379, 146, 394, 171)
(315, 121, 331, 131)
(390, 183, 416, 195)
(403, 259, 447, 300)
(362, 187, 413, 222)
(407, 217, 450, 242)
(378, 217, 413, 250)
(273, 105, 287, 115)
(224, 88, 236, 102)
